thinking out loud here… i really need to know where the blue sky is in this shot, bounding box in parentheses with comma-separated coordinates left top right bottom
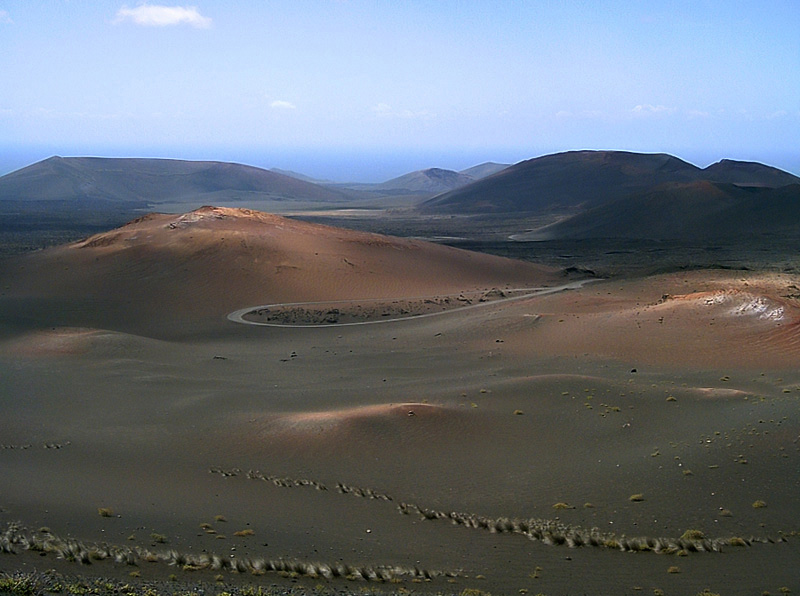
(1, 1, 798, 181)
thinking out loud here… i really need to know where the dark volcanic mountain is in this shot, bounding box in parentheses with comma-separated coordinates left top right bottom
(420, 151, 702, 214)
(0, 156, 350, 210)
(516, 181, 800, 241)
(702, 159, 800, 187)
(420, 150, 800, 215)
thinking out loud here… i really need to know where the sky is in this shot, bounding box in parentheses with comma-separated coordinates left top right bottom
(1, 1, 798, 181)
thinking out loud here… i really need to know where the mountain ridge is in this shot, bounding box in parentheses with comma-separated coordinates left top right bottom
(420, 150, 800, 215)
(0, 156, 351, 208)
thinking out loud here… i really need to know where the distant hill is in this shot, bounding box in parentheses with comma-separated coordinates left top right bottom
(374, 167, 476, 194)
(0, 157, 351, 210)
(420, 150, 800, 215)
(702, 159, 800, 188)
(459, 162, 510, 179)
(269, 168, 334, 185)
(516, 181, 800, 241)
(328, 164, 509, 198)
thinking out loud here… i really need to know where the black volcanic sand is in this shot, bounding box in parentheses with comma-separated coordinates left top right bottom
(2, 278, 800, 595)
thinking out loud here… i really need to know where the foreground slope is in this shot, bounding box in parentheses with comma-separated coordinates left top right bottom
(0, 208, 798, 595)
(0, 206, 557, 337)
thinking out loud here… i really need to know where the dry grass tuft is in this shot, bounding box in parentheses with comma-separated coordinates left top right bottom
(680, 529, 705, 541)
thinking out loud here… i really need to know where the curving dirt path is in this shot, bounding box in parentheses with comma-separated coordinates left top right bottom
(227, 278, 599, 328)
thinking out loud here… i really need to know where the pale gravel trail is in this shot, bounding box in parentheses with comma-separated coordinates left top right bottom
(226, 278, 599, 328)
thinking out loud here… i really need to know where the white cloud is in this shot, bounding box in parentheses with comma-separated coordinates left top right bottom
(371, 103, 433, 119)
(114, 4, 212, 28)
(371, 103, 392, 115)
(270, 100, 296, 110)
(686, 109, 709, 119)
(0, 10, 13, 24)
(554, 109, 605, 120)
(632, 104, 676, 116)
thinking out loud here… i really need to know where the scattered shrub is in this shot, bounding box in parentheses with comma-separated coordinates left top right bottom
(680, 529, 705, 541)
(728, 537, 747, 547)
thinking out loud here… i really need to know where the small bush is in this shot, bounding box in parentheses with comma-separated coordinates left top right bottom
(667, 566, 680, 574)
(728, 537, 747, 547)
(680, 529, 705, 541)
(752, 500, 767, 508)
(629, 493, 645, 502)
(233, 529, 255, 537)
(97, 508, 114, 517)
